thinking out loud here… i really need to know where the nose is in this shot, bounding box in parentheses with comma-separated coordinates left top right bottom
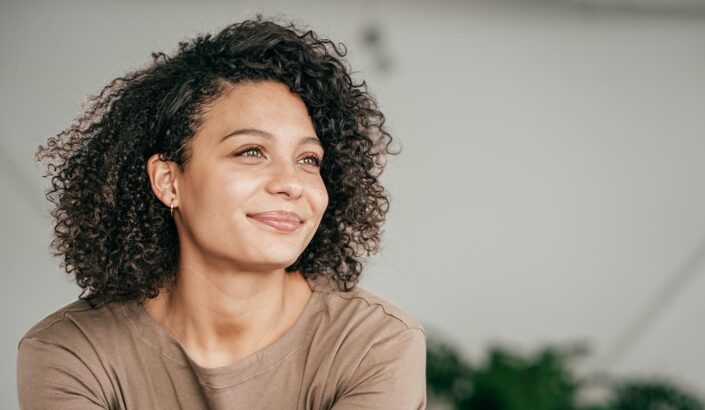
(265, 159, 304, 199)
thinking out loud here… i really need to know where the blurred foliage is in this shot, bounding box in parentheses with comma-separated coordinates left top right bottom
(426, 335, 704, 410)
(612, 380, 704, 410)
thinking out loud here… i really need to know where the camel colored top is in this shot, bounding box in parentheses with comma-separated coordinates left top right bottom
(17, 276, 426, 409)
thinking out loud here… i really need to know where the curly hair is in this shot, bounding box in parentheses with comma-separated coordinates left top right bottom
(35, 16, 398, 306)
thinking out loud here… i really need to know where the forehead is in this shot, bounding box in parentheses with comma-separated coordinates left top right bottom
(197, 80, 315, 141)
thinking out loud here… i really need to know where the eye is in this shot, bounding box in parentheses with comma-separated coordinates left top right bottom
(234, 145, 265, 158)
(300, 154, 323, 167)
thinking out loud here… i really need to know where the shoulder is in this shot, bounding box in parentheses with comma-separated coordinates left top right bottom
(18, 298, 130, 371)
(17, 299, 126, 409)
(308, 281, 428, 408)
(329, 285, 424, 332)
(20, 298, 126, 348)
(310, 276, 426, 348)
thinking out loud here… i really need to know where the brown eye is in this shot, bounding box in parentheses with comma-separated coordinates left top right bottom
(235, 145, 265, 158)
(300, 154, 322, 167)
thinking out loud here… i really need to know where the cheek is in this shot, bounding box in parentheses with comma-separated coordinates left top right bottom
(220, 173, 260, 208)
(187, 169, 260, 216)
(311, 179, 329, 215)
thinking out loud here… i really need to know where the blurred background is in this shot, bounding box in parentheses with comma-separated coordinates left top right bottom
(2, 0, 704, 408)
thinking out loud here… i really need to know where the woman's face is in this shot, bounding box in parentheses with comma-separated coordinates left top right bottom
(174, 80, 328, 271)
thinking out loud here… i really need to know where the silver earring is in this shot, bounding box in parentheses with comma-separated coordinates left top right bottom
(170, 198, 175, 216)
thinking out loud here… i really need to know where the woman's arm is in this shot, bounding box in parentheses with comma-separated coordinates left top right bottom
(331, 328, 427, 410)
(17, 337, 110, 410)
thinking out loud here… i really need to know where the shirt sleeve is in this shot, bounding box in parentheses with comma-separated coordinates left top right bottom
(331, 327, 427, 410)
(17, 337, 110, 410)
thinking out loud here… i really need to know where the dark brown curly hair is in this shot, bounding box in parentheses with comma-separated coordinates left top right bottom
(35, 16, 398, 306)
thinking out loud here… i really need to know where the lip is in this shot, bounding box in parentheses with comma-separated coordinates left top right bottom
(247, 210, 303, 233)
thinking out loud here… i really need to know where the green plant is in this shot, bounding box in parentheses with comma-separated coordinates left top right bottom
(426, 334, 704, 410)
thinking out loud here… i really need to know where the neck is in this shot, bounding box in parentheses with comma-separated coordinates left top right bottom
(143, 260, 312, 368)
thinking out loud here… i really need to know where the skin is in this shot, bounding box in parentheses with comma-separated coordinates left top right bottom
(144, 80, 329, 368)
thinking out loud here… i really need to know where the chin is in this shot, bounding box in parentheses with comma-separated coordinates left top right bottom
(250, 251, 302, 270)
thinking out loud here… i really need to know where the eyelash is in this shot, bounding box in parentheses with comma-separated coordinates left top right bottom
(235, 145, 323, 167)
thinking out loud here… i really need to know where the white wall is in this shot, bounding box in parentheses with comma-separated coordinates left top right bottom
(2, 0, 704, 407)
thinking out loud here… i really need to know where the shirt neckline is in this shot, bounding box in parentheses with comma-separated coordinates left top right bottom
(120, 275, 330, 388)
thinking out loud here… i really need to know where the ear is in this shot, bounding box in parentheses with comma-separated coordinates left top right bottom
(146, 153, 180, 209)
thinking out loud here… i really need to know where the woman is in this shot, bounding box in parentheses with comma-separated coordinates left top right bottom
(17, 16, 426, 410)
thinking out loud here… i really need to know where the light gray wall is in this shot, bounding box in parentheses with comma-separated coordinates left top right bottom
(2, 0, 704, 407)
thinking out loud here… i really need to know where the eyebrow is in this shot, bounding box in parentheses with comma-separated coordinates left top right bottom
(220, 127, 322, 147)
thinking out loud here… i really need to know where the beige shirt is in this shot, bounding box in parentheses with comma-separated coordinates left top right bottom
(17, 276, 426, 409)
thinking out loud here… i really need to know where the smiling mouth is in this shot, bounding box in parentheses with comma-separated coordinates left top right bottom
(247, 215, 303, 233)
